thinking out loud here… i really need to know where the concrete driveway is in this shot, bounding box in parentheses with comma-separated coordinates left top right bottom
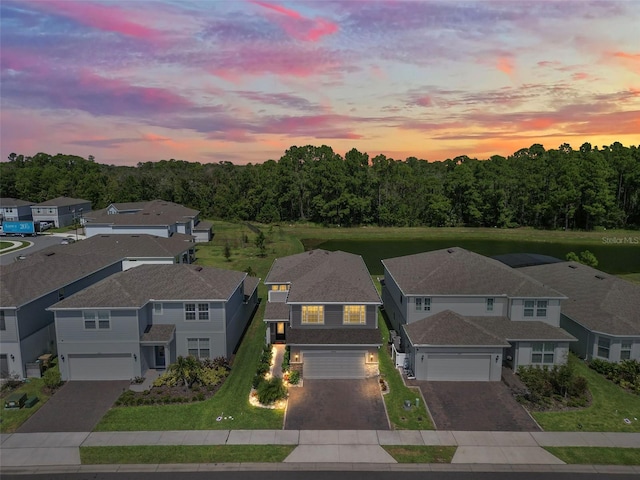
(17, 380, 129, 433)
(414, 380, 541, 432)
(285, 378, 389, 430)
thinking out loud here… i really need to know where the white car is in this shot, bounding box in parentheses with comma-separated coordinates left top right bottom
(61, 237, 76, 245)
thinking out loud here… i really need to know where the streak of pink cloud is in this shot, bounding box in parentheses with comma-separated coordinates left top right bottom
(251, 1, 301, 19)
(251, 0, 338, 42)
(496, 57, 514, 76)
(414, 96, 433, 107)
(30, 0, 161, 40)
(572, 72, 590, 81)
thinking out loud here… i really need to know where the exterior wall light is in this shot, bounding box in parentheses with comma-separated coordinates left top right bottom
(133, 354, 137, 361)
(294, 354, 299, 361)
(60, 355, 65, 361)
(10, 354, 15, 361)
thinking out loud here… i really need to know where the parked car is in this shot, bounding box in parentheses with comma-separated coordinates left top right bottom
(61, 237, 76, 245)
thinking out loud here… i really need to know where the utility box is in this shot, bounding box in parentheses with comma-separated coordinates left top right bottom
(4, 392, 27, 409)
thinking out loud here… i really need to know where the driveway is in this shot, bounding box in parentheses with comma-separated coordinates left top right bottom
(414, 381, 540, 431)
(285, 379, 389, 430)
(17, 380, 129, 432)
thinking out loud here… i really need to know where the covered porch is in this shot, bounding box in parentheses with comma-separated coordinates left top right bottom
(139, 324, 176, 373)
(264, 302, 289, 344)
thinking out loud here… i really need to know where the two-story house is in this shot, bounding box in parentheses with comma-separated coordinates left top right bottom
(0, 234, 195, 378)
(84, 200, 213, 242)
(0, 198, 34, 222)
(520, 261, 640, 363)
(49, 264, 259, 381)
(263, 250, 382, 379)
(381, 247, 575, 381)
(30, 196, 91, 228)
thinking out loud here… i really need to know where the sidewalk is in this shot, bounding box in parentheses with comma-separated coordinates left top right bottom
(1, 429, 639, 470)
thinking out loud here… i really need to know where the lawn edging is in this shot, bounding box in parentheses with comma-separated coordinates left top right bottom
(544, 446, 640, 465)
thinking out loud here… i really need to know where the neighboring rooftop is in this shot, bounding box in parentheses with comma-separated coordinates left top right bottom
(264, 302, 290, 321)
(382, 247, 566, 298)
(33, 196, 90, 207)
(49, 264, 248, 309)
(0, 198, 34, 207)
(265, 249, 382, 304)
(85, 199, 198, 226)
(492, 252, 564, 269)
(520, 262, 640, 336)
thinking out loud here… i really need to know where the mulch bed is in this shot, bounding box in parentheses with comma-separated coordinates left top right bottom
(115, 382, 225, 407)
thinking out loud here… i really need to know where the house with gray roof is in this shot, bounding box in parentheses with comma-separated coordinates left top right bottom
(264, 250, 382, 379)
(84, 200, 212, 242)
(520, 261, 640, 363)
(381, 247, 574, 381)
(30, 196, 91, 228)
(0, 198, 34, 222)
(0, 234, 195, 378)
(49, 264, 259, 381)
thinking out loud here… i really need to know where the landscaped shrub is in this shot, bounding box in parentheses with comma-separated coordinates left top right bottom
(288, 370, 300, 385)
(200, 367, 229, 387)
(281, 347, 290, 373)
(252, 373, 265, 389)
(257, 377, 287, 405)
(42, 367, 62, 389)
(517, 362, 588, 408)
(589, 359, 640, 394)
(153, 372, 178, 388)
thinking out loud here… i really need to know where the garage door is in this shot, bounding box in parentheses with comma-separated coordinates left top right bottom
(303, 351, 366, 379)
(68, 353, 134, 381)
(426, 354, 491, 381)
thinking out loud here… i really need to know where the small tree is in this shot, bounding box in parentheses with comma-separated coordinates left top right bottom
(223, 242, 231, 262)
(244, 266, 256, 277)
(170, 355, 202, 389)
(255, 231, 266, 257)
(566, 250, 598, 267)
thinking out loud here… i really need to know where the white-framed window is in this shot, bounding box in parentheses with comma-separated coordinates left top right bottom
(343, 305, 366, 325)
(486, 298, 494, 312)
(524, 300, 547, 317)
(185, 303, 209, 321)
(187, 337, 210, 359)
(620, 341, 632, 360)
(415, 297, 431, 311)
(597, 336, 610, 359)
(301, 305, 324, 324)
(154, 303, 163, 315)
(271, 285, 288, 291)
(83, 311, 110, 330)
(532, 342, 555, 364)
(0, 310, 5, 331)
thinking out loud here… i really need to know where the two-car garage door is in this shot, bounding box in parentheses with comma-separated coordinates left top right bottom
(425, 354, 491, 381)
(68, 353, 134, 381)
(303, 351, 366, 379)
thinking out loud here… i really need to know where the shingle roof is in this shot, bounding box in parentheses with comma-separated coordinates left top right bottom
(520, 262, 640, 336)
(33, 196, 90, 207)
(382, 247, 566, 298)
(85, 199, 198, 226)
(193, 220, 212, 231)
(49, 264, 247, 309)
(465, 316, 576, 342)
(287, 328, 382, 346)
(140, 324, 176, 343)
(492, 253, 564, 269)
(0, 234, 193, 308)
(404, 310, 510, 346)
(244, 276, 260, 298)
(265, 250, 381, 304)
(264, 302, 290, 321)
(0, 198, 34, 207)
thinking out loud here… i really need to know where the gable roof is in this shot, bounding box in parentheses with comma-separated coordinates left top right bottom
(0, 234, 193, 308)
(265, 249, 381, 304)
(404, 310, 510, 347)
(382, 247, 566, 298)
(0, 198, 34, 207)
(520, 262, 640, 336)
(85, 199, 198, 226)
(33, 196, 90, 207)
(49, 264, 247, 309)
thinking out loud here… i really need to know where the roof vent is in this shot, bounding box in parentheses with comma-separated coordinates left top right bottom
(595, 275, 606, 280)
(45, 252, 55, 256)
(568, 265, 578, 269)
(447, 248, 455, 253)
(194, 266, 203, 272)
(101, 235, 110, 237)
(131, 235, 139, 237)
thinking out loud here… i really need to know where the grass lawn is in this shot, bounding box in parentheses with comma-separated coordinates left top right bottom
(0, 239, 30, 253)
(544, 447, 640, 465)
(80, 445, 294, 464)
(619, 273, 640, 284)
(0, 240, 13, 249)
(531, 356, 640, 432)
(0, 376, 52, 433)
(382, 445, 456, 463)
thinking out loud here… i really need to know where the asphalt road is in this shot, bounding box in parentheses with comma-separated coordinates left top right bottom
(2, 471, 637, 480)
(0, 234, 68, 265)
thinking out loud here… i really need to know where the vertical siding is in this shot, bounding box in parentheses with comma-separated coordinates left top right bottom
(560, 314, 590, 359)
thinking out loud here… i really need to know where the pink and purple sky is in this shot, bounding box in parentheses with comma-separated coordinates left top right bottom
(1, 0, 638, 166)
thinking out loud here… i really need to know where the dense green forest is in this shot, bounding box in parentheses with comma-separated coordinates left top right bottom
(1, 142, 639, 230)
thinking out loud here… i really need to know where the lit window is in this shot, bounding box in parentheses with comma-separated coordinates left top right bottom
(597, 337, 610, 359)
(302, 305, 324, 324)
(343, 305, 365, 324)
(620, 341, 632, 360)
(486, 298, 494, 312)
(187, 338, 210, 359)
(532, 342, 555, 364)
(271, 285, 288, 291)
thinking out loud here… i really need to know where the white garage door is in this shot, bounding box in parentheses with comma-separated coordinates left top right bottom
(303, 351, 366, 379)
(426, 354, 491, 381)
(68, 353, 134, 381)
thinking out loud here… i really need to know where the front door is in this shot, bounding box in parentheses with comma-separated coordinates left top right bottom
(276, 322, 286, 342)
(155, 346, 166, 369)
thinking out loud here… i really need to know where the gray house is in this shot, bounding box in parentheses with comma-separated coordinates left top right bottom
(0, 234, 196, 378)
(0, 198, 34, 222)
(31, 196, 91, 228)
(264, 250, 382, 379)
(520, 262, 640, 363)
(84, 200, 213, 242)
(49, 264, 259, 381)
(381, 248, 575, 381)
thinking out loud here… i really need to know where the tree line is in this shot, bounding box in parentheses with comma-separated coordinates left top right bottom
(1, 142, 639, 230)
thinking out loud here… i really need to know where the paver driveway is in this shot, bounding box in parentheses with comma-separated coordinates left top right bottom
(17, 380, 129, 432)
(285, 378, 390, 430)
(414, 380, 541, 431)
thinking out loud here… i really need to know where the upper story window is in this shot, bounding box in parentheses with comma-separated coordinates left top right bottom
(343, 305, 366, 325)
(154, 303, 163, 315)
(83, 311, 110, 330)
(524, 300, 547, 317)
(621, 341, 632, 360)
(597, 336, 610, 359)
(531, 342, 555, 364)
(486, 298, 494, 312)
(0, 310, 6, 331)
(302, 305, 324, 324)
(271, 285, 289, 291)
(415, 297, 431, 311)
(185, 303, 209, 321)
